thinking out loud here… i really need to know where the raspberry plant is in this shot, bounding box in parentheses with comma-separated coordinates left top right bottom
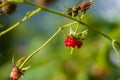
(0, 0, 120, 80)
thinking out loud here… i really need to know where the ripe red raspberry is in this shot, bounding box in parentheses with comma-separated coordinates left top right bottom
(64, 37, 76, 48)
(75, 40, 82, 48)
(64, 37, 83, 48)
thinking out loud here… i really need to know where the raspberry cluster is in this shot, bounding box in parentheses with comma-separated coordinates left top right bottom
(64, 37, 82, 48)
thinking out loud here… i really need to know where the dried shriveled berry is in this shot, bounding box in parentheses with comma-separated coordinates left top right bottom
(1, 0, 17, 14)
(2, 4, 16, 14)
(66, 1, 93, 17)
(78, 1, 93, 12)
(73, 8, 79, 16)
(10, 66, 23, 80)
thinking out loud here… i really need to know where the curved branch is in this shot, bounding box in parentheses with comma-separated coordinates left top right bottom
(24, 0, 120, 45)
(0, 8, 42, 37)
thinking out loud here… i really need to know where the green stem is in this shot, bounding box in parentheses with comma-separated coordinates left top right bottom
(80, 12, 86, 20)
(75, 23, 80, 36)
(19, 22, 75, 69)
(0, 8, 42, 37)
(19, 28, 62, 69)
(70, 48, 74, 55)
(112, 39, 120, 61)
(24, 0, 120, 45)
(24, 1, 81, 22)
(62, 22, 77, 29)
(75, 12, 85, 36)
(0, 2, 20, 8)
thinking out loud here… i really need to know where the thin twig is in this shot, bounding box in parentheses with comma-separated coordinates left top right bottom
(0, 8, 42, 37)
(112, 39, 120, 61)
(19, 21, 75, 69)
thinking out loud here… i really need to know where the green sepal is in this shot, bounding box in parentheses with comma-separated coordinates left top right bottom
(76, 29, 88, 40)
(16, 57, 25, 69)
(12, 55, 15, 65)
(21, 65, 31, 72)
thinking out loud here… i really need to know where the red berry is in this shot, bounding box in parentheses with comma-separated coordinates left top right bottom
(75, 40, 82, 48)
(64, 37, 76, 48)
(64, 37, 83, 48)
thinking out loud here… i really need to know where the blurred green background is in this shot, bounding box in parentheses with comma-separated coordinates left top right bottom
(0, 0, 120, 80)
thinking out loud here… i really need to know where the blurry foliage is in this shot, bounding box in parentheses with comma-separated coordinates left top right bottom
(0, 0, 120, 80)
